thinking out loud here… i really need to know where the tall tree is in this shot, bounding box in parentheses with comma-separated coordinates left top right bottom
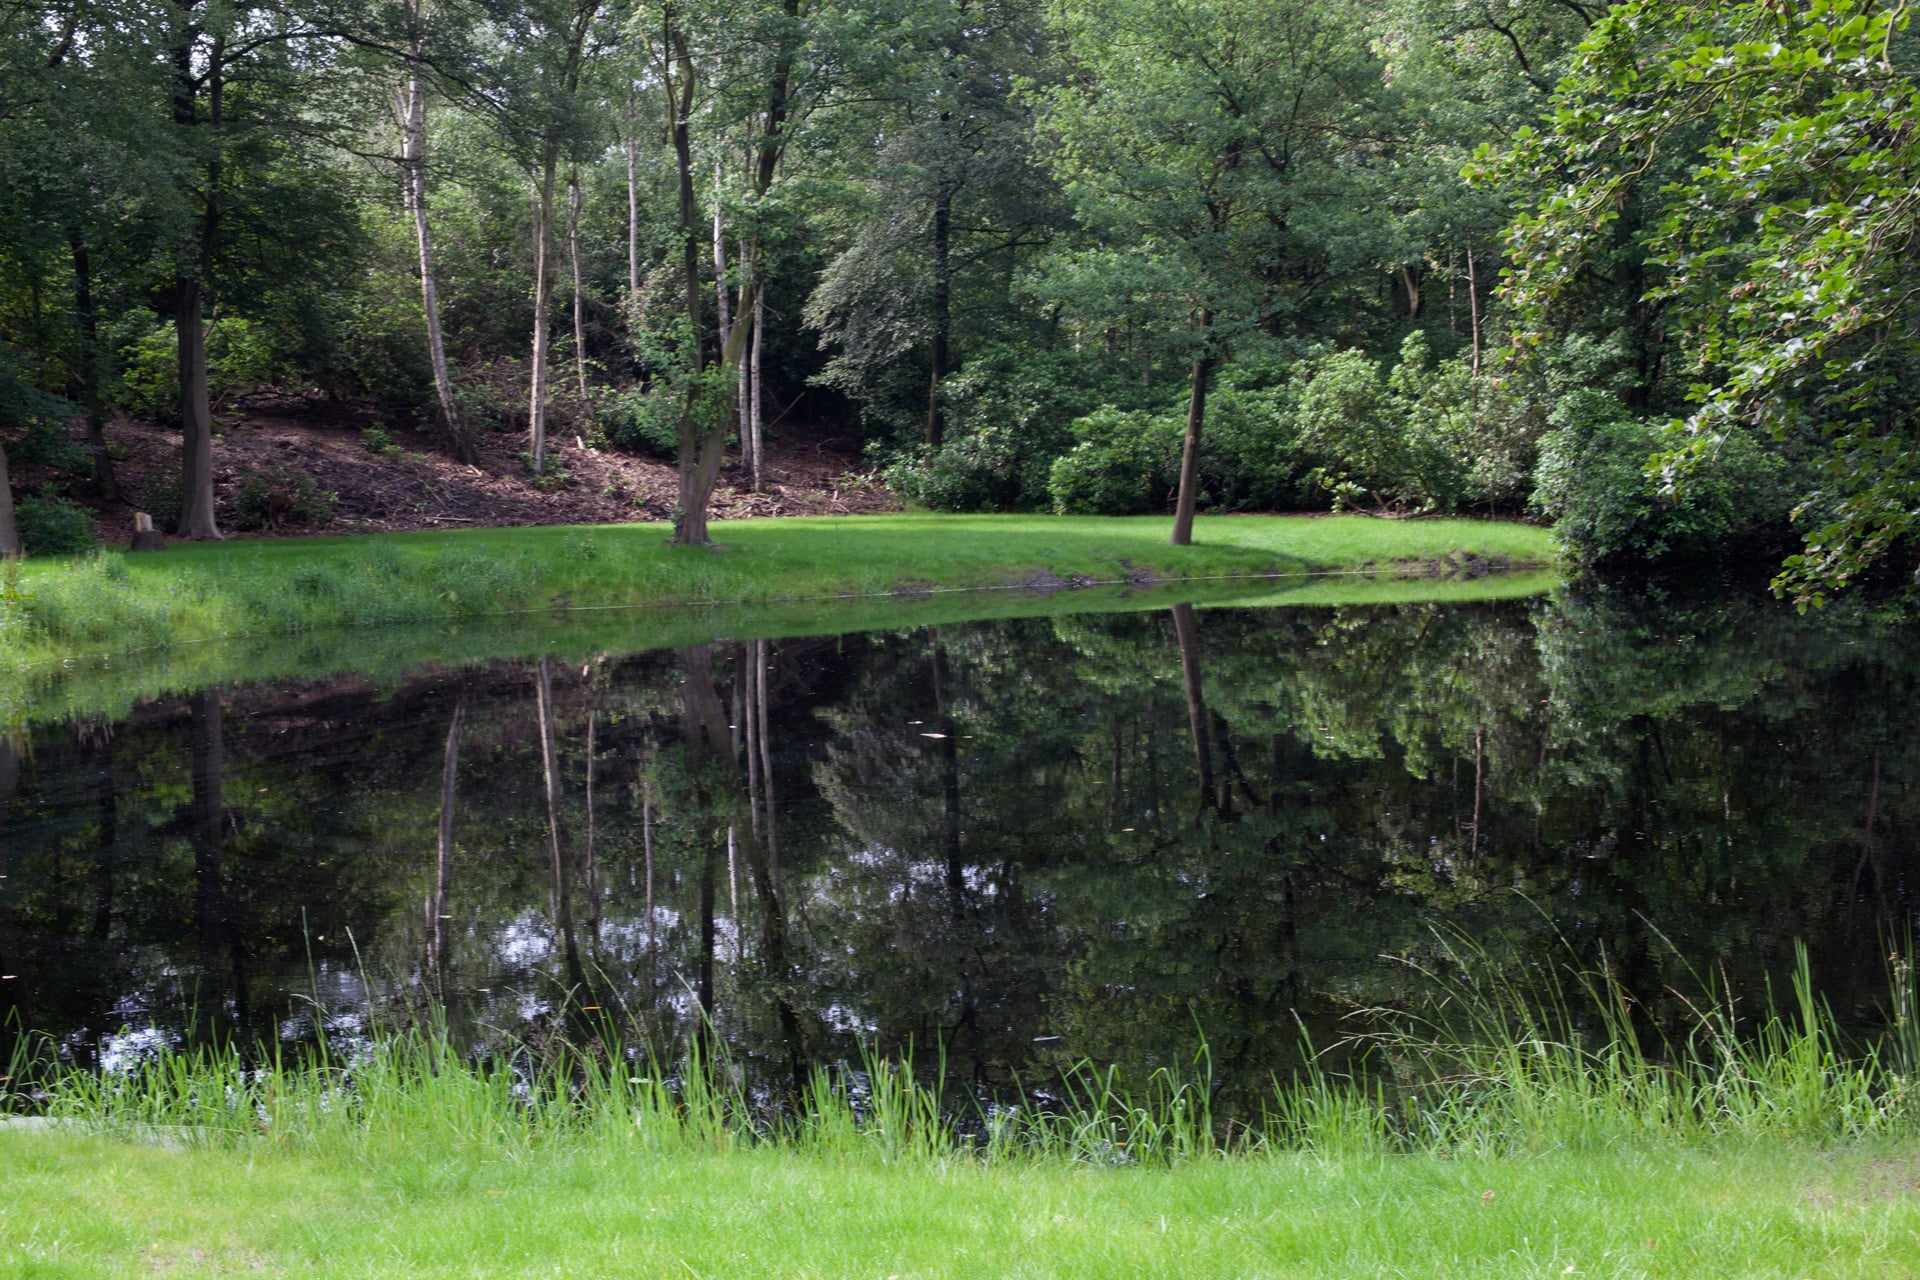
(1033, 0, 1382, 545)
(1497, 0, 1920, 599)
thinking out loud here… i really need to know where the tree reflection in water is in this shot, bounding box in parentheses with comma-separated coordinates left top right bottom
(1, 591, 1914, 1116)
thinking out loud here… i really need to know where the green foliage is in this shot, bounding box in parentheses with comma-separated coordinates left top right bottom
(14, 495, 99, 557)
(8, 419, 91, 480)
(1047, 407, 1181, 516)
(115, 318, 289, 423)
(233, 465, 338, 532)
(135, 475, 182, 531)
(1493, 0, 1920, 598)
(886, 347, 1102, 511)
(359, 423, 400, 457)
(602, 386, 680, 459)
(1532, 390, 1791, 565)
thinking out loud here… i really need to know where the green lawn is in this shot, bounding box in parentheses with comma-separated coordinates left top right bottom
(3, 513, 1553, 671)
(3, 1129, 1911, 1278)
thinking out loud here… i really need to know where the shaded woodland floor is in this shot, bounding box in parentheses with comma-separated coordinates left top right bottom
(34, 393, 899, 546)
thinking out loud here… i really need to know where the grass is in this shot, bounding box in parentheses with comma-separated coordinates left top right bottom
(5, 942, 1920, 1276)
(0, 513, 1555, 675)
(5, 1129, 1914, 1277)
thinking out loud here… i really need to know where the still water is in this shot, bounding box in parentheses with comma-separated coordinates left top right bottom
(1, 589, 1913, 1107)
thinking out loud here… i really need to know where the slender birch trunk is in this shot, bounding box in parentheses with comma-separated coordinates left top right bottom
(750, 280, 765, 491)
(711, 162, 731, 354)
(1467, 246, 1482, 378)
(529, 153, 559, 475)
(569, 168, 591, 407)
(67, 225, 117, 500)
(402, 47, 461, 447)
(625, 85, 641, 301)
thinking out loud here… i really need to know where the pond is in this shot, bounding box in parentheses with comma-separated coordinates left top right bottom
(1, 585, 1913, 1114)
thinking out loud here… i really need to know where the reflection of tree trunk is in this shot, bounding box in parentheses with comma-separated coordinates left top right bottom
(755, 640, 779, 891)
(1469, 723, 1484, 863)
(933, 639, 964, 915)
(584, 710, 602, 947)
(535, 662, 586, 995)
(1171, 605, 1215, 810)
(92, 732, 117, 940)
(190, 691, 246, 1045)
(1847, 750, 1886, 937)
(683, 643, 804, 1089)
(427, 700, 463, 986)
(0, 739, 29, 1040)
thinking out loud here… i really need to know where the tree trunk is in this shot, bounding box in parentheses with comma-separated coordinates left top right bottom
(175, 277, 222, 540)
(0, 440, 18, 557)
(1399, 264, 1422, 321)
(1169, 319, 1212, 547)
(67, 224, 117, 501)
(667, 16, 721, 546)
(570, 168, 590, 407)
(1467, 247, 1482, 378)
(402, 54, 462, 454)
(750, 280, 765, 491)
(926, 178, 952, 447)
(172, 25, 223, 542)
(626, 85, 641, 301)
(528, 152, 559, 475)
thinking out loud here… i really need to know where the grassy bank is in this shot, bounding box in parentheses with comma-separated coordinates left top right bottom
(6, 1128, 1910, 1278)
(1, 514, 1554, 674)
(6, 946, 1918, 1276)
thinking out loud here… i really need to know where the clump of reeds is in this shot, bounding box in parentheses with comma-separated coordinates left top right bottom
(9, 940, 1917, 1166)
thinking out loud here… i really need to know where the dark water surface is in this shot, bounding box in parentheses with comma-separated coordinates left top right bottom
(2, 590, 1914, 1108)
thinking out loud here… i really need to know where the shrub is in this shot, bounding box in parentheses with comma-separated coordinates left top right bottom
(1532, 389, 1793, 564)
(233, 465, 338, 531)
(1048, 408, 1181, 515)
(11, 419, 92, 479)
(887, 346, 1111, 512)
(16, 495, 100, 556)
(361, 423, 400, 456)
(603, 386, 680, 459)
(115, 317, 288, 422)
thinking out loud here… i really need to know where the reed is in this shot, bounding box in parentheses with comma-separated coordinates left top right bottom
(12, 939, 1916, 1168)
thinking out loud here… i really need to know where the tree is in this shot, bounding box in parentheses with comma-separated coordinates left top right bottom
(1496, 0, 1920, 601)
(1032, 0, 1382, 545)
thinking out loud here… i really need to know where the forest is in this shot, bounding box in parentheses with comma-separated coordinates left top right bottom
(2, 0, 1918, 602)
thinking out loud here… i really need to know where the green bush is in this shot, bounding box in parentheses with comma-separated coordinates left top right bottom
(889, 347, 1110, 512)
(604, 387, 680, 459)
(1047, 377, 1305, 516)
(233, 465, 338, 531)
(11, 420, 93, 479)
(115, 317, 289, 423)
(16, 495, 100, 556)
(1532, 389, 1793, 564)
(1047, 407, 1181, 515)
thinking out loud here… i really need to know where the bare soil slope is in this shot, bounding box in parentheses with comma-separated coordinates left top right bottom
(48, 394, 897, 544)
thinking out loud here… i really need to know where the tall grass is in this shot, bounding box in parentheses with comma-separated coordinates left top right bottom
(13, 940, 1915, 1167)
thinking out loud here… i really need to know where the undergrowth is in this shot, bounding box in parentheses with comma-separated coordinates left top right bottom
(9, 940, 1916, 1166)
